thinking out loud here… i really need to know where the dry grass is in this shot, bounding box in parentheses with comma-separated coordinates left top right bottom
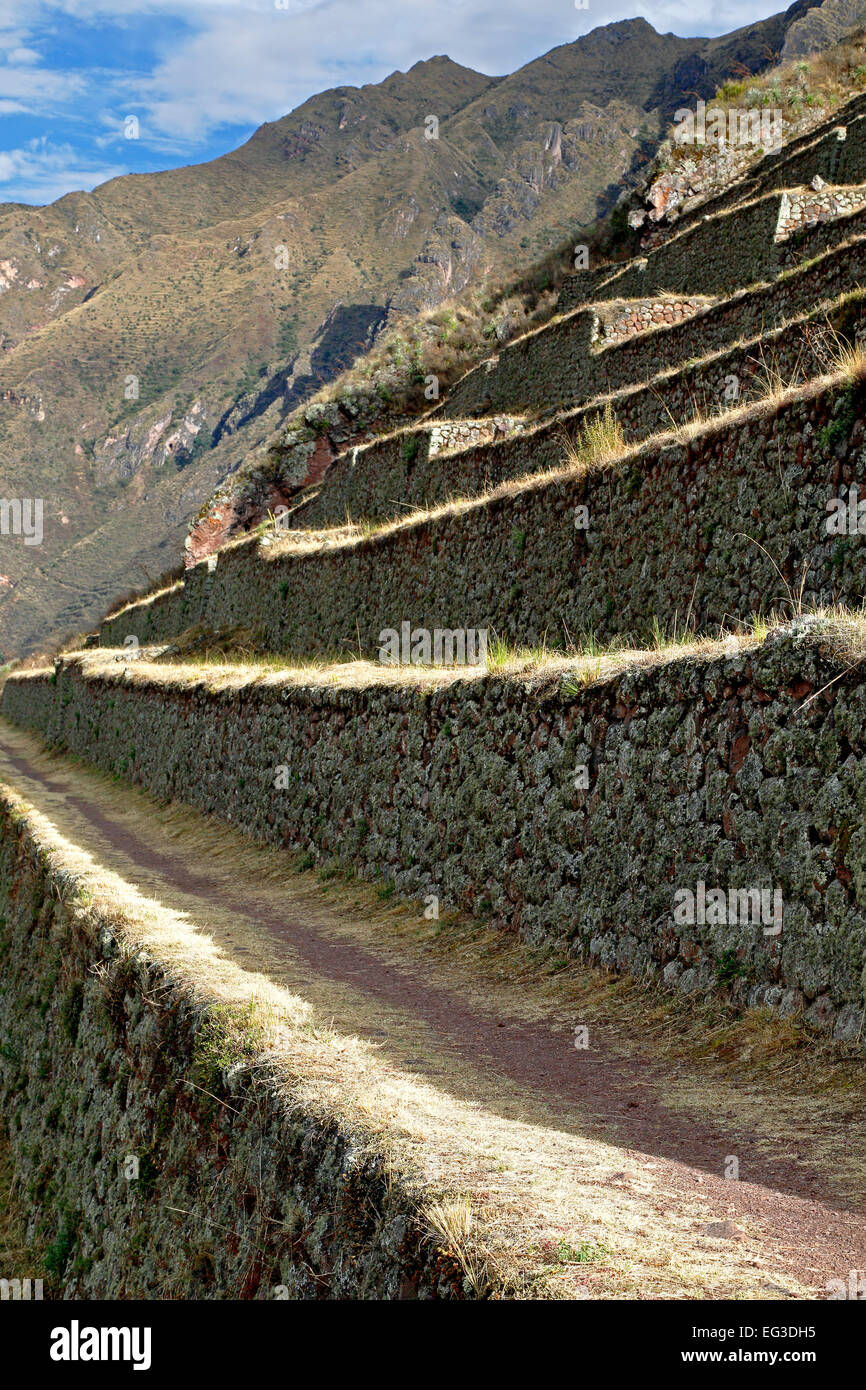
(425, 1197, 489, 1296)
(56, 646, 493, 691)
(714, 31, 866, 125)
(0, 759, 787, 1299)
(190, 358, 866, 586)
(748, 339, 809, 399)
(808, 318, 866, 381)
(95, 261, 866, 648)
(652, 31, 866, 202)
(102, 579, 184, 626)
(560, 401, 626, 472)
(64, 602, 866, 698)
(39, 629, 738, 698)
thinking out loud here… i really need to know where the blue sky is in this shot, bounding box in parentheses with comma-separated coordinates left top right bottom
(0, 0, 783, 205)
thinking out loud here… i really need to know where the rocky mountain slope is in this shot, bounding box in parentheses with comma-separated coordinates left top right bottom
(783, 0, 866, 56)
(0, 2, 828, 656)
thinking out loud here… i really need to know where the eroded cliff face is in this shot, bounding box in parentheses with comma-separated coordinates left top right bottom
(93, 403, 209, 490)
(183, 393, 402, 566)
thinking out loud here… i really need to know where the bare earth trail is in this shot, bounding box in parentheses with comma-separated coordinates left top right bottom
(2, 719, 865, 1298)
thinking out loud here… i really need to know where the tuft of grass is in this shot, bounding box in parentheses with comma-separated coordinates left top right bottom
(192, 998, 273, 1090)
(561, 401, 626, 472)
(748, 338, 807, 402)
(649, 614, 699, 650)
(734, 535, 812, 618)
(485, 634, 516, 671)
(426, 1194, 473, 1246)
(425, 1196, 489, 1296)
(824, 331, 866, 384)
(560, 660, 603, 695)
(485, 635, 554, 672)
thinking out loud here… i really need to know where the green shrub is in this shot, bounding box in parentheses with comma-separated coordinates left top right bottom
(716, 949, 749, 987)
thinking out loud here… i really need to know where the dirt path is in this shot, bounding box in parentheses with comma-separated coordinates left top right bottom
(2, 720, 865, 1298)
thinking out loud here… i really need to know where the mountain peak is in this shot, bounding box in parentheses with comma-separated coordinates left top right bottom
(408, 55, 460, 69)
(0, 3, 844, 653)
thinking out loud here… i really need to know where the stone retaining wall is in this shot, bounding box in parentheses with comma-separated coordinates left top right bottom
(625, 98, 866, 263)
(99, 378, 866, 665)
(290, 415, 523, 531)
(0, 791, 471, 1299)
(6, 627, 866, 1045)
(667, 105, 866, 240)
(288, 303, 834, 531)
(775, 183, 866, 238)
(557, 169, 866, 316)
(592, 298, 710, 342)
(595, 191, 786, 301)
(442, 228, 866, 419)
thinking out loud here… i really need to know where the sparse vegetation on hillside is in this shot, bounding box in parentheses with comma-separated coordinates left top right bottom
(646, 28, 866, 214)
(719, 29, 866, 122)
(3, 10, 818, 656)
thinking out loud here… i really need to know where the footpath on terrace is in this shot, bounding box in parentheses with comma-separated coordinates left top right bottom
(2, 716, 865, 1299)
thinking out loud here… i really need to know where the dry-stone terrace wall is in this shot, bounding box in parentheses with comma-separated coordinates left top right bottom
(287, 305, 837, 534)
(591, 298, 710, 343)
(6, 625, 866, 1044)
(556, 174, 866, 317)
(661, 103, 866, 242)
(602, 191, 787, 300)
(99, 378, 866, 660)
(0, 793, 472, 1298)
(559, 190, 785, 312)
(775, 183, 866, 238)
(292, 415, 523, 531)
(426, 416, 523, 454)
(443, 227, 866, 419)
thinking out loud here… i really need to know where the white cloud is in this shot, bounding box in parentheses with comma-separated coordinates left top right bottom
(0, 138, 126, 202)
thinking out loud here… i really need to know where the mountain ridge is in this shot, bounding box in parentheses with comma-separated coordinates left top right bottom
(0, 2, 833, 656)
